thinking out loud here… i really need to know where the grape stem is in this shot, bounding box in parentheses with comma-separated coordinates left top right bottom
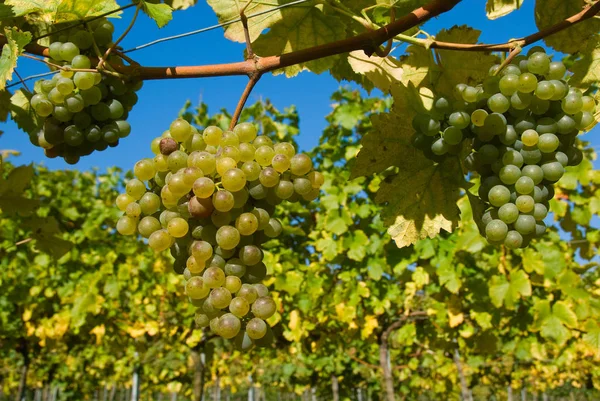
(493, 46, 522, 76)
(98, 1, 142, 70)
(2, 0, 598, 81)
(230, 73, 262, 130)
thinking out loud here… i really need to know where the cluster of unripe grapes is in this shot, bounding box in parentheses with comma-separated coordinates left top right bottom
(28, 19, 141, 164)
(115, 119, 323, 349)
(412, 47, 597, 248)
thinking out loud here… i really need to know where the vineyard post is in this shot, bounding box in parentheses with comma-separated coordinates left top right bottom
(331, 374, 339, 401)
(453, 349, 473, 401)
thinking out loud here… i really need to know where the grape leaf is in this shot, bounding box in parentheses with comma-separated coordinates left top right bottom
(252, 5, 347, 76)
(165, 0, 196, 10)
(489, 270, 531, 309)
(432, 26, 498, 98)
(570, 40, 600, 88)
(534, 0, 600, 54)
(0, 163, 34, 196)
(10, 89, 42, 135)
(6, 0, 122, 23)
(0, 28, 31, 90)
(141, 1, 173, 28)
(485, 0, 524, 20)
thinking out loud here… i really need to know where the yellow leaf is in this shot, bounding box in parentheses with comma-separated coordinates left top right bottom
(361, 315, 379, 339)
(22, 308, 32, 322)
(448, 311, 464, 328)
(90, 324, 105, 345)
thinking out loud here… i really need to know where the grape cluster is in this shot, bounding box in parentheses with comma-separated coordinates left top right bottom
(28, 19, 142, 164)
(411, 47, 597, 248)
(115, 119, 323, 349)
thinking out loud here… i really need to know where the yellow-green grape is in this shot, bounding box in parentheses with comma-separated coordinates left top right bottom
(239, 143, 256, 162)
(581, 96, 595, 113)
(203, 266, 226, 288)
(253, 135, 273, 148)
(185, 132, 206, 152)
(251, 296, 276, 319)
(237, 283, 258, 303)
(253, 284, 269, 297)
(222, 168, 247, 192)
(307, 171, 324, 188)
(195, 313, 210, 328)
(271, 154, 291, 173)
(235, 212, 259, 236)
(233, 122, 258, 143)
(134, 159, 155, 181)
(222, 146, 241, 162)
(218, 313, 241, 339)
(188, 151, 216, 175)
(274, 180, 294, 199)
(168, 173, 190, 196)
(187, 255, 205, 274)
(167, 217, 189, 238)
(294, 177, 312, 195)
(170, 118, 192, 143)
(213, 190, 235, 212)
(245, 318, 267, 339)
(193, 177, 215, 198)
(216, 225, 240, 250)
(186, 276, 210, 299)
(260, 169, 280, 189)
(151, 137, 162, 154)
(153, 154, 169, 172)
(229, 296, 249, 317)
(116, 193, 135, 211)
(183, 167, 203, 187)
(521, 129, 539, 146)
(302, 188, 320, 202)
(209, 287, 232, 309)
(255, 146, 275, 167)
(221, 131, 240, 147)
(211, 210, 232, 227)
(274, 142, 295, 158)
(216, 157, 237, 177)
(203, 126, 223, 146)
(251, 208, 270, 230)
(116, 216, 137, 235)
(161, 186, 179, 205)
(205, 145, 218, 154)
(125, 202, 142, 218)
(264, 218, 283, 238)
(290, 154, 313, 176)
(167, 150, 188, 172)
(138, 216, 161, 238)
(148, 229, 172, 251)
(232, 188, 249, 209)
(126, 179, 146, 200)
(192, 240, 213, 262)
(241, 161, 261, 181)
(225, 276, 242, 294)
(209, 316, 221, 335)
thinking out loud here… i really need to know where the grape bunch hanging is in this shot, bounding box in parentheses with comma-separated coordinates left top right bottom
(115, 119, 323, 349)
(411, 47, 597, 249)
(28, 19, 141, 164)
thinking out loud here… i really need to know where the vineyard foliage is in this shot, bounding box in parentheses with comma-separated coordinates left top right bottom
(0, 0, 599, 399)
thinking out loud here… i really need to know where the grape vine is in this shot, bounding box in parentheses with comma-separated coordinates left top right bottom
(115, 118, 323, 346)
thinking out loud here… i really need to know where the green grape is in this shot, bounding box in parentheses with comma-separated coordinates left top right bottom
(167, 150, 188, 172)
(504, 230, 523, 249)
(80, 86, 102, 106)
(483, 113, 507, 135)
(520, 148, 542, 165)
(273, 180, 293, 200)
(153, 155, 169, 172)
(191, 240, 213, 262)
(530, 97, 550, 115)
(581, 96, 595, 113)
(216, 225, 240, 250)
(535, 222, 547, 236)
(232, 188, 249, 209)
(149, 229, 172, 251)
(518, 73, 537, 93)
(203, 126, 223, 146)
(515, 176, 534, 194)
(187, 276, 210, 299)
(527, 52, 550, 75)
(236, 213, 259, 236)
(56, 77, 74, 95)
(537, 133, 559, 153)
(116, 193, 134, 211)
(499, 165, 521, 185)
(224, 258, 246, 277)
(253, 135, 273, 148)
(521, 165, 544, 185)
(138, 216, 161, 238)
(510, 92, 532, 110)
(252, 208, 270, 230)
(134, 159, 155, 181)
(562, 93, 583, 114)
(241, 161, 261, 181)
(430, 139, 448, 156)
(555, 151, 569, 167)
(536, 118, 558, 135)
(233, 122, 258, 143)
(478, 144, 499, 165)
(259, 167, 280, 188)
(91, 103, 110, 121)
(541, 161, 564, 182)
(48, 88, 65, 105)
(273, 142, 295, 158)
(202, 266, 226, 288)
(271, 154, 291, 173)
(213, 190, 235, 212)
(453, 83, 467, 99)
(499, 125, 518, 146)
(107, 99, 124, 119)
(448, 111, 470, 129)
(168, 174, 190, 195)
(253, 284, 269, 297)
(486, 219, 508, 242)
(218, 313, 241, 339)
(514, 214, 536, 235)
(210, 287, 232, 309)
(229, 297, 249, 317)
(73, 112, 92, 129)
(251, 296, 276, 319)
(225, 276, 242, 294)
(487, 93, 510, 113)
(498, 203, 519, 224)
(188, 151, 216, 175)
(59, 42, 79, 61)
(516, 195, 535, 213)
(211, 210, 231, 227)
(64, 125, 84, 146)
(116, 216, 137, 235)
(73, 72, 95, 90)
(53, 106, 72, 122)
(488, 185, 511, 207)
(417, 115, 441, 136)
(441, 126, 462, 146)
(521, 129, 539, 147)
(167, 217, 189, 238)
(246, 318, 267, 340)
(533, 203, 548, 221)
(255, 146, 275, 167)
(434, 97, 451, 114)
(221, 131, 240, 147)
(184, 132, 206, 152)
(194, 313, 210, 328)
(534, 81, 554, 100)
(290, 154, 313, 176)
(170, 118, 192, 142)
(573, 111, 594, 130)
(264, 218, 283, 238)
(237, 284, 258, 304)
(547, 61, 566, 80)
(126, 179, 146, 200)
(248, 181, 267, 200)
(216, 157, 237, 176)
(307, 171, 324, 188)
(222, 168, 247, 192)
(182, 167, 203, 187)
(239, 245, 262, 266)
(471, 109, 488, 127)
(461, 86, 480, 103)
(222, 146, 241, 162)
(65, 94, 84, 113)
(499, 74, 519, 96)
(239, 143, 256, 162)
(550, 80, 568, 101)
(71, 54, 91, 69)
(294, 177, 312, 195)
(48, 42, 63, 60)
(187, 255, 205, 274)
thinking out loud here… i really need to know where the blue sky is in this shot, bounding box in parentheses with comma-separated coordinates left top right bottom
(2, 0, 598, 172)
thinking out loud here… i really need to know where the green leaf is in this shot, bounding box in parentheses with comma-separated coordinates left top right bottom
(347, 51, 410, 93)
(534, 0, 600, 54)
(0, 28, 31, 90)
(489, 270, 531, 309)
(570, 40, 600, 88)
(540, 315, 570, 345)
(165, 0, 196, 10)
(0, 163, 33, 195)
(485, 0, 524, 20)
(141, 1, 173, 28)
(10, 89, 42, 135)
(6, 0, 122, 23)
(489, 275, 509, 308)
(251, 5, 347, 76)
(552, 301, 577, 328)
